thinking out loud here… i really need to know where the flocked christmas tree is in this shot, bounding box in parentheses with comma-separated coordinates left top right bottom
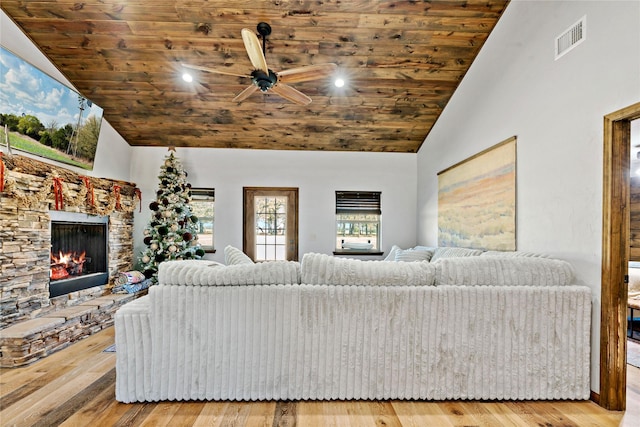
(139, 149, 205, 282)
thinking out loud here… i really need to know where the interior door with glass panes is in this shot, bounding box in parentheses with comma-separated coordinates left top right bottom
(243, 187, 298, 261)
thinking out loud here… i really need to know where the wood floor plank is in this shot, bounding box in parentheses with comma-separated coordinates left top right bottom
(466, 400, 548, 427)
(30, 368, 117, 427)
(167, 401, 207, 426)
(1, 326, 638, 426)
(295, 401, 331, 427)
(478, 402, 536, 427)
(391, 400, 457, 427)
(192, 401, 231, 427)
(1, 358, 115, 426)
(272, 400, 297, 426)
(550, 400, 624, 427)
(244, 401, 277, 427)
(59, 382, 133, 426)
(138, 401, 188, 427)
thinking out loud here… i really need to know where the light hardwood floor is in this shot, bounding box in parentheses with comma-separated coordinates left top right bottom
(1, 327, 638, 427)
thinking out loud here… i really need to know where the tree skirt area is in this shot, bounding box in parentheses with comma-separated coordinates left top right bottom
(629, 339, 640, 369)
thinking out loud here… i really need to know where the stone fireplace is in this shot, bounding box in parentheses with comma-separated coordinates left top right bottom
(0, 154, 144, 367)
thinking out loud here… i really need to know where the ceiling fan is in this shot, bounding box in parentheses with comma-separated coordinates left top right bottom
(182, 22, 337, 105)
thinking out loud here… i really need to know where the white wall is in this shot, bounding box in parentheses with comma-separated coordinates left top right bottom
(1, 10, 132, 181)
(130, 147, 417, 264)
(416, 0, 640, 393)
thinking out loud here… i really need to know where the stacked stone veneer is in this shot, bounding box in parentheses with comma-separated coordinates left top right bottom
(0, 154, 143, 367)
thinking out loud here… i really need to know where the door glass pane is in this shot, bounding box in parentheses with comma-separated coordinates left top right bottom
(254, 195, 287, 261)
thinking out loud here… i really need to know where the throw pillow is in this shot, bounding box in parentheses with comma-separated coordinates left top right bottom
(395, 248, 433, 262)
(384, 245, 402, 261)
(224, 245, 254, 265)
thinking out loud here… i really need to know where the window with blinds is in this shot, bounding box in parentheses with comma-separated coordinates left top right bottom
(190, 188, 215, 252)
(335, 191, 381, 253)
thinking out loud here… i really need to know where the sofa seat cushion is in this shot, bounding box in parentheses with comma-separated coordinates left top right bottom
(301, 252, 436, 286)
(158, 259, 300, 286)
(435, 256, 575, 287)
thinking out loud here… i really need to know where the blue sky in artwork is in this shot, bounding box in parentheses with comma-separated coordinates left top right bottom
(0, 47, 103, 129)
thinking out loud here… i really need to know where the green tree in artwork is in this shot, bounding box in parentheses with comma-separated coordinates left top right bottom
(138, 149, 206, 282)
(17, 115, 44, 140)
(75, 115, 101, 160)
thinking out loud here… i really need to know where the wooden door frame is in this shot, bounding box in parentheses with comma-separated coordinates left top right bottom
(601, 101, 640, 410)
(243, 187, 299, 262)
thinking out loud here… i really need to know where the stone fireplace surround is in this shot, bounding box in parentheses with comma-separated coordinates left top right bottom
(0, 154, 144, 367)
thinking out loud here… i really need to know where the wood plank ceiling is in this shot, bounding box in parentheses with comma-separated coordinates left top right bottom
(1, 1, 509, 153)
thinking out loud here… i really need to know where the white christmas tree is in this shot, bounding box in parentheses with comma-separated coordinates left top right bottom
(139, 149, 205, 282)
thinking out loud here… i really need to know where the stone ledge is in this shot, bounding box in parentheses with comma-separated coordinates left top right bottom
(0, 317, 65, 339)
(0, 289, 147, 367)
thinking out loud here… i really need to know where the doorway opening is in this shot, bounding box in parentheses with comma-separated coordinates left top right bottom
(601, 102, 640, 410)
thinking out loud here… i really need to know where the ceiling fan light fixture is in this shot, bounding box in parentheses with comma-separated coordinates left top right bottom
(251, 69, 277, 92)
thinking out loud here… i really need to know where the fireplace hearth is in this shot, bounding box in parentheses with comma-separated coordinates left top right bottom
(49, 211, 109, 298)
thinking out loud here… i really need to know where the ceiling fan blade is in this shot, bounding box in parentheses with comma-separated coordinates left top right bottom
(241, 28, 269, 73)
(271, 83, 312, 105)
(181, 63, 250, 78)
(277, 63, 338, 84)
(233, 84, 259, 103)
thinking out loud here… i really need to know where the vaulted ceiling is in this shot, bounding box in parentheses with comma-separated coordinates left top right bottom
(1, 1, 509, 153)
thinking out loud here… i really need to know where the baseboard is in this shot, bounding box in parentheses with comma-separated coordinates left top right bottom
(590, 390, 600, 405)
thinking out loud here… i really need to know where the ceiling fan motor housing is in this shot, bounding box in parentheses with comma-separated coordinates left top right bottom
(251, 69, 277, 91)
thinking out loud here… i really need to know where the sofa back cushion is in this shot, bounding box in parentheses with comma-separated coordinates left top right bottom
(434, 256, 575, 287)
(158, 259, 300, 286)
(430, 246, 483, 262)
(224, 245, 254, 265)
(301, 252, 436, 286)
(481, 250, 549, 258)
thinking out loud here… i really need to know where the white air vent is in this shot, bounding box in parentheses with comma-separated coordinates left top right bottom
(555, 16, 586, 60)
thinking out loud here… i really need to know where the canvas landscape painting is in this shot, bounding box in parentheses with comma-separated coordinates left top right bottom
(0, 46, 103, 170)
(437, 136, 517, 251)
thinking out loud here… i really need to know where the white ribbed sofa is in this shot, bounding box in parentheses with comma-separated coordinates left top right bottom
(114, 251, 591, 403)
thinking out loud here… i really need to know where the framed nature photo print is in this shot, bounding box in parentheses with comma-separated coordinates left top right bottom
(0, 46, 103, 170)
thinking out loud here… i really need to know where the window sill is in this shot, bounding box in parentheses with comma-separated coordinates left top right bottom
(333, 250, 384, 256)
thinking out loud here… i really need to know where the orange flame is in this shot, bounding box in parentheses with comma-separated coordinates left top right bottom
(50, 251, 87, 280)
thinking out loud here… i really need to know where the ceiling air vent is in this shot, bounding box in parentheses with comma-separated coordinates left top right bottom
(555, 16, 586, 60)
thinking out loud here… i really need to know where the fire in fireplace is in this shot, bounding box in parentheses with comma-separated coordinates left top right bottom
(49, 211, 109, 298)
(50, 250, 87, 280)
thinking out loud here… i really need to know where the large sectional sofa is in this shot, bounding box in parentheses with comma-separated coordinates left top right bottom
(114, 246, 592, 403)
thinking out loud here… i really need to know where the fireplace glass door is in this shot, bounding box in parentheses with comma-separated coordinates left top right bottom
(49, 212, 109, 297)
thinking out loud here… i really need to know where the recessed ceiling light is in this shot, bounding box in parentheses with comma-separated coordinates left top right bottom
(182, 73, 193, 83)
(334, 78, 345, 88)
